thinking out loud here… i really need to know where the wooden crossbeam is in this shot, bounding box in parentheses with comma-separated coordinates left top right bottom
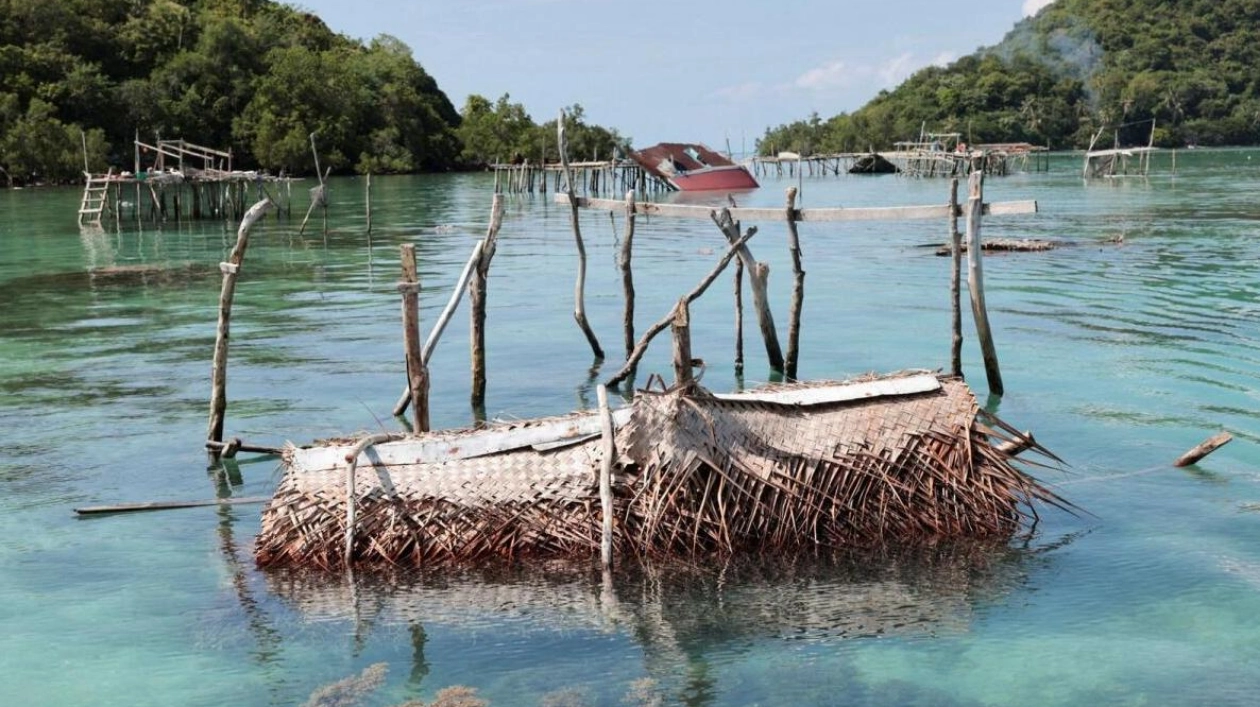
(556, 194, 1037, 222)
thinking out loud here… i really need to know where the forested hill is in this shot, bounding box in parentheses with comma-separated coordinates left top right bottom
(759, 0, 1260, 155)
(0, 0, 468, 184)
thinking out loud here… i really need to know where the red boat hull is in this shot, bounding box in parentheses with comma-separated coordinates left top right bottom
(668, 164, 759, 192)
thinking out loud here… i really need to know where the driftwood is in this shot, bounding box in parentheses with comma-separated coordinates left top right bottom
(1174, 431, 1233, 467)
(935, 238, 1057, 256)
(207, 199, 275, 450)
(597, 384, 616, 568)
(558, 110, 604, 359)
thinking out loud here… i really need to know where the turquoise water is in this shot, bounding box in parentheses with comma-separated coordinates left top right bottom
(3, 151, 1260, 705)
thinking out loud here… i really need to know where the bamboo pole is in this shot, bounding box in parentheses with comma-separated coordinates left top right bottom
(671, 298, 694, 386)
(470, 194, 505, 408)
(596, 384, 615, 569)
(399, 245, 430, 433)
(965, 170, 1003, 395)
(558, 109, 605, 359)
(712, 209, 783, 372)
(606, 223, 757, 388)
(207, 199, 276, 452)
(392, 239, 486, 416)
(365, 172, 372, 233)
(949, 178, 963, 377)
(619, 190, 637, 362)
(784, 187, 804, 381)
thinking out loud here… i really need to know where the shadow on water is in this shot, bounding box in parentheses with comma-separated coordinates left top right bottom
(251, 535, 1076, 705)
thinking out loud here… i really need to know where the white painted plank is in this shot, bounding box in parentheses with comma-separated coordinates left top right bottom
(556, 195, 1036, 222)
(712, 374, 941, 407)
(292, 407, 634, 472)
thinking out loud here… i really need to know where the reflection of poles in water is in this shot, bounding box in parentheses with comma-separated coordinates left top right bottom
(408, 623, 431, 687)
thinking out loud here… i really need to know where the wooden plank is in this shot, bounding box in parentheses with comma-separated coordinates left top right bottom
(293, 408, 636, 472)
(75, 496, 269, 515)
(556, 195, 1036, 222)
(712, 374, 941, 406)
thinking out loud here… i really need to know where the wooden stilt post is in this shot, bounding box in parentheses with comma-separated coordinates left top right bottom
(619, 190, 637, 364)
(207, 199, 276, 453)
(671, 298, 693, 386)
(949, 178, 963, 377)
(965, 170, 1003, 395)
(470, 194, 505, 409)
(712, 208, 783, 372)
(606, 224, 757, 388)
(558, 109, 605, 360)
(392, 239, 487, 416)
(365, 172, 372, 234)
(596, 384, 615, 569)
(399, 244, 429, 433)
(784, 187, 804, 381)
(734, 259, 745, 375)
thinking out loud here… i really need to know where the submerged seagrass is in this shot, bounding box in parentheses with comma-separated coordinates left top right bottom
(254, 373, 1066, 568)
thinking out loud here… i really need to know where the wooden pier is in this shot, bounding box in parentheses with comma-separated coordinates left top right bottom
(78, 137, 298, 227)
(749, 143, 1049, 180)
(490, 158, 671, 195)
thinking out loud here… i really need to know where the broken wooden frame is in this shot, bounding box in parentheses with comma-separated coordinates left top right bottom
(560, 183, 1034, 393)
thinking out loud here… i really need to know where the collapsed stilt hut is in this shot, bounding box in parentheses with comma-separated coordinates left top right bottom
(255, 373, 1065, 569)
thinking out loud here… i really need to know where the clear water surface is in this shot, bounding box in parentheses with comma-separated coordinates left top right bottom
(3, 149, 1260, 706)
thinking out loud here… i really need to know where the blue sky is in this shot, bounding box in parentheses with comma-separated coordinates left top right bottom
(293, 0, 1055, 151)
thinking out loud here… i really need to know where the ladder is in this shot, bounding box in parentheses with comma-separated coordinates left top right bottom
(78, 168, 113, 226)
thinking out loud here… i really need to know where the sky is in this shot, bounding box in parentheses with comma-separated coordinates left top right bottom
(292, 0, 1057, 152)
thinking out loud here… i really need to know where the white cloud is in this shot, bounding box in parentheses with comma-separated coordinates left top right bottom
(1023, 0, 1054, 16)
(931, 51, 958, 68)
(794, 60, 852, 91)
(877, 53, 916, 86)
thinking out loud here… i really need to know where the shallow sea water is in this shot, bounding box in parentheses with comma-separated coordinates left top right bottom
(3, 150, 1260, 706)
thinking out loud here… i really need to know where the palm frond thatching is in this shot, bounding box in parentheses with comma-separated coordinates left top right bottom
(254, 374, 1067, 569)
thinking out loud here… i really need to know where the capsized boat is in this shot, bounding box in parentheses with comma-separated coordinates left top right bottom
(630, 142, 759, 192)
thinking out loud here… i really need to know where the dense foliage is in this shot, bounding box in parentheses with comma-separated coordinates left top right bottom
(456, 95, 630, 166)
(0, 0, 454, 184)
(759, 0, 1260, 155)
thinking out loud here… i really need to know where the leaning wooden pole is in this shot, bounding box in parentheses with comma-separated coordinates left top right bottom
(784, 187, 805, 380)
(470, 193, 505, 408)
(207, 199, 276, 452)
(712, 209, 784, 372)
(965, 170, 1003, 395)
(399, 244, 430, 433)
(558, 109, 605, 360)
(949, 178, 963, 377)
